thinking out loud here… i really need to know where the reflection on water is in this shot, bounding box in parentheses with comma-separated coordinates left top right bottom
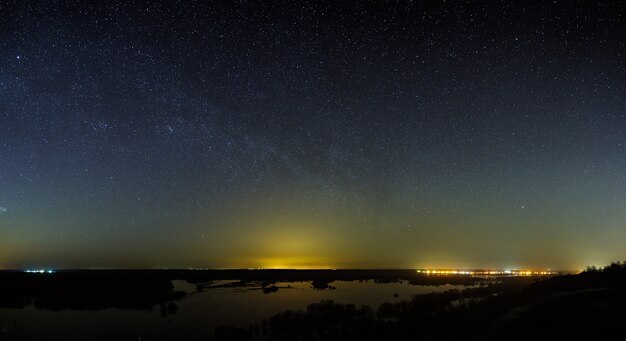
(0, 279, 475, 340)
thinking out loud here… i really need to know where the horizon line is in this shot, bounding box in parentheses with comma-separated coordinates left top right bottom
(0, 267, 579, 272)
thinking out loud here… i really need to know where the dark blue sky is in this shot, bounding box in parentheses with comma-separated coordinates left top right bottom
(1, 1, 625, 270)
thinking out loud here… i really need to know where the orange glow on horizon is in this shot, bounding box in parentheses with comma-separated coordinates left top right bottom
(250, 256, 336, 270)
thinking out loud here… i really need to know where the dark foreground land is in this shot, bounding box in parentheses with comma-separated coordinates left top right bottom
(210, 264, 626, 341)
(1, 264, 625, 340)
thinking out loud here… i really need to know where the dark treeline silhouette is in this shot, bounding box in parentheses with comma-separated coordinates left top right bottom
(0, 271, 185, 310)
(583, 260, 626, 274)
(523, 260, 626, 295)
(210, 263, 626, 340)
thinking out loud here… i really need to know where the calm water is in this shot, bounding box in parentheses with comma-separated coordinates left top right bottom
(0, 279, 471, 340)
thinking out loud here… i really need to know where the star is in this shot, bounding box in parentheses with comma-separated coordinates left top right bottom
(0, 0, 624, 271)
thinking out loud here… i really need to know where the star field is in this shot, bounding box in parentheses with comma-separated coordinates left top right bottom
(1, 1, 625, 269)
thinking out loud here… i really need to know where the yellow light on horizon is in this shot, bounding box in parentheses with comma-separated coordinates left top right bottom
(253, 256, 336, 270)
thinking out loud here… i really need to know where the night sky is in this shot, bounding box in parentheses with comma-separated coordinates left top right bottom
(1, 1, 625, 270)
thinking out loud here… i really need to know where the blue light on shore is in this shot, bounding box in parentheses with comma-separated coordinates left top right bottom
(25, 269, 55, 274)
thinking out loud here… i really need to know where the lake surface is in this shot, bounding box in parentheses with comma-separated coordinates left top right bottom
(0, 279, 474, 340)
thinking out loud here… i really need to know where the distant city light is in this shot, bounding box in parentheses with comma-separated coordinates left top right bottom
(25, 269, 55, 274)
(416, 269, 556, 276)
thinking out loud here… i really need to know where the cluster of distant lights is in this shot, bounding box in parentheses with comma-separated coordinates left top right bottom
(24, 269, 55, 274)
(20, 268, 556, 276)
(416, 269, 556, 276)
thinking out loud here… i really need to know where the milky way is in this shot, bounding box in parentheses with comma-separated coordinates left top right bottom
(1, 1, 625, 269)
